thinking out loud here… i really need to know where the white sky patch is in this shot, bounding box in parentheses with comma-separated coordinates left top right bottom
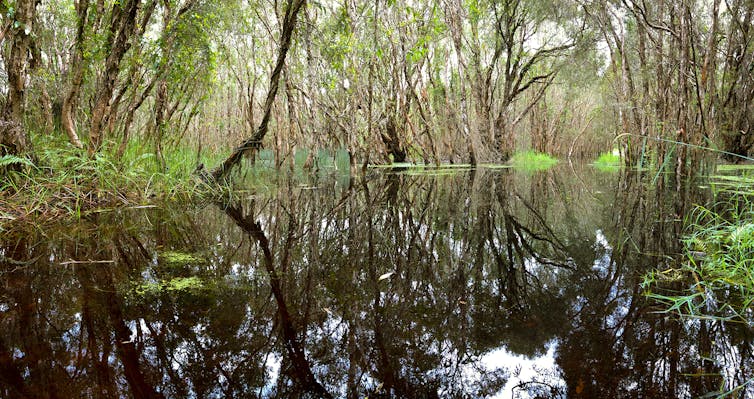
(524, 257, 541, 275)
(260, 353, 281, 396)
(594, 229, 611, 249)
(231, 262, 242, 275)
(494, 341, 561, 399)
(591, 229, 613, 277)
(461, 340, 563, 399)
(595, 39, 611, 76)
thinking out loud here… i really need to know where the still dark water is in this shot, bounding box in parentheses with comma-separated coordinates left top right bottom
(1, 164, 753, 398)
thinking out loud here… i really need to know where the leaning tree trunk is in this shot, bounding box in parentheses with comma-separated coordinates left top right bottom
(208, 0, 307, 182)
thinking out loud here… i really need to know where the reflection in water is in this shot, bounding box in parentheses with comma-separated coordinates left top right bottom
(0, 165, 752, 398)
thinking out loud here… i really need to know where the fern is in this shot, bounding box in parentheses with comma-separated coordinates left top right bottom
(0, 154, 34, 169)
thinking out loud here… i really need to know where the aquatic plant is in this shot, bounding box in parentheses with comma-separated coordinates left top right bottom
(641, 195, 754, 397)
(643, 196, 754, 322)
(592, 152, 621, 171)
(509, 151, 558, 171)
(0, 135, 225, 230)
(134, 276, 206, 296)
(158, 250, 206, 268)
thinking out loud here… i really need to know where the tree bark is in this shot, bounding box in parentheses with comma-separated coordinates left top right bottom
(59, 0, 92, 150)
(3, 0, 36, 121)
(0, 0, 38, 157)
(88, 0, 149, 155)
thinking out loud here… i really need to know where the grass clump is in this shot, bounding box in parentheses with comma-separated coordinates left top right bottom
(642, 197, 754, 322)
(0, 134, 227, 231)
(592, 152, 621, 171)
(509, 150, 558, 171)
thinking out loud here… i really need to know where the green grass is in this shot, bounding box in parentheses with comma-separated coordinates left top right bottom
(592, 152, 621, 171)
(716, 164, 754, 172)
(479, 163, 513, 170)
(0, 133, 228, 231)
(509, 151, 558, 171)
(642, 196, 754, 322)
(0, 132, 362, 230)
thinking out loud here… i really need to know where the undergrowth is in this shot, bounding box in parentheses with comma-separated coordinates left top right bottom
(0, 134, 229, 231)
(593, 152, 621, 171)
(509, 150, 558, 171)
(642, 195, 754, 322)
(640, 195, 754, 397)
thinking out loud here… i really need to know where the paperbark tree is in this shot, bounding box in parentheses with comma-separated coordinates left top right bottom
(88, 0, 155, 154)
(0, 0, 38, 157)
(59, 0, 95, 150)
(209, 0, 306, 181)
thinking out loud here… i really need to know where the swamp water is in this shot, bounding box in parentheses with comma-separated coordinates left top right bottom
(1, 164, 752, 398)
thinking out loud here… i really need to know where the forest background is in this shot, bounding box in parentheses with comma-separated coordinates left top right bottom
(0, 0, 752, 186)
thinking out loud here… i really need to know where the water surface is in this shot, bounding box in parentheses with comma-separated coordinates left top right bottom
(1, 165, 752, 398)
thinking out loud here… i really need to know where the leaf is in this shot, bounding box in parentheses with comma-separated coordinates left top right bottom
(0, 154, 34, 168)
(378, 272, 394, 281)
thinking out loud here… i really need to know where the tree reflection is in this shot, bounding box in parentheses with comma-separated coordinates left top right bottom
(223, 199, 332, 398)
(0, 166, 751, 398)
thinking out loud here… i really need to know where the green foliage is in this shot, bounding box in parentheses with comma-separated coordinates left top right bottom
(592, 152, 621, 171)
(164, 1, 220, 86)
(0, 154, 35, 169)
(642, 196, 754, 322)
(159, 250, 205, 267)
(509, 151, 558, 171)
(0, 132, 229, 230)
(134, 276, 205, 297)
(465, 0, 482, 25)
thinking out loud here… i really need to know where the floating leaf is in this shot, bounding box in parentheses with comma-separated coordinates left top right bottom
(378, 272, 394, 281)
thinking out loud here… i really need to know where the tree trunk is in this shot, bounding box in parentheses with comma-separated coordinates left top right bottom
(209, 0, 307, 181)
(4, 1, 35, 121)
(380, 117, 407, 163)
(1, 0, 38, 157)
(0, 0, 38, 162)
(88, 0, 146, 155)
(61, 64, 86, 149)
(59, 0, 92, 149)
